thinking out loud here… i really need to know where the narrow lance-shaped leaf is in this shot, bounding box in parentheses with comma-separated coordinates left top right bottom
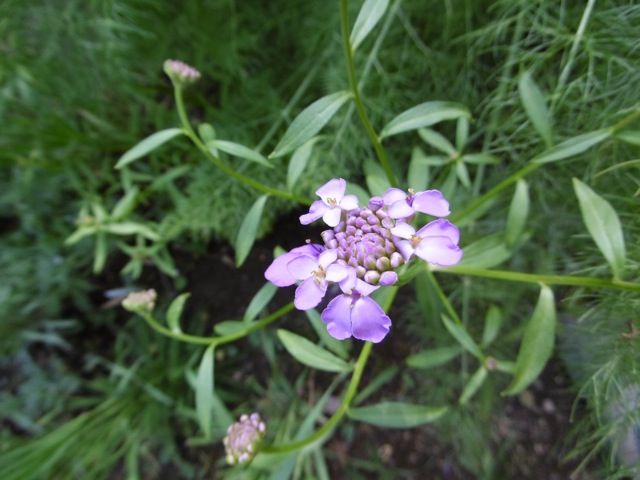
(441, 315, 483, 360)
(350, 0, 390, 51)
(93, 233, 107, 274)
(503, 285, 556, 395)
(270, 92, 351, 158)
(573, 178, 626, 278)
(348, 402, 448, 428)
(481, 305, 503, 348)
(380, 101, 470, 139)
(277, 329, 352, 373)
(456, 117, 469, 151)
(418, 128, 456, 155)
(243, 282, 277, 323)
(459, 366, 488, 405)
(533, 129, 610, 164)
(364, 157, 391, 196)
(111, 187, 139, 220)
(287, 138, 318, 191)
(505, 179, 530, 247)
(115, 128, 184, 169)
(196, 344, 215, 438)
(305, 309, 349, 359)
(235, 195, 268, 267)
(103, 222, 160, 241)
(407, 147, 431, 191)
(207, 139, 272, 168)
(518, 71, 553, 147)
(406, 346, 461, 369)
(167, 293, 190, 333)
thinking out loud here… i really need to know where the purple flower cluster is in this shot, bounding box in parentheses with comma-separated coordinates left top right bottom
(265, 179, 462, 343)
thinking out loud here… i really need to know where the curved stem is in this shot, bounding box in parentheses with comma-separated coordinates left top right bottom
(339, 0, 398, 186)
(434, 265, 640, 293)
(141, 302, 295, 346)
(174, 86, 310, 205)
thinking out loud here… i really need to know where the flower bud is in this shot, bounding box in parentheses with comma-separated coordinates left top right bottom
(163, 59, 201, 85)
(364, 270, 380, 284)
(368, 196, 384, 211)
(376, 257, 391, 272)
(223, 413, 266, 465)
(122, 289, 157, 314)
(390, 252, 404, 269)
(379, 271, 398, 286)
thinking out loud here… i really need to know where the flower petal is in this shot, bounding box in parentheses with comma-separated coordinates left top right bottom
(415, 236, 463, 266)
(300, 200, 328, 225)
(395, 239, 415, 260)
(326, 263, 350, 282)
(339, 267, 358, 294)
(383, 188, 407, 206)
(321, 295, 353, 340)
(390, 222, 416, 239)
(318, 249, 338, 269)
(316, 178, 346, 204)
(416, 218, 460, 244)
(412, 190, 450, 217)
(387, 200, 415, 219)
(294, 277, 327, 310)
(287, 255, 318, 280)
(351, 297, 391, 343)
(339, 194, 358, 211)
(265, 245, 322, 287)
(354, 279, 378, 297)
(322, 207, 342, 227)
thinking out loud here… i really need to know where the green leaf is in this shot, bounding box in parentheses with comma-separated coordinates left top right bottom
(407, 147, 431, 191)
(459, 367, 488, 405)
(235, 195, 268, 267)
(277, 329, 352, 372)
(103, 222, 159, 241)
(455, 162, 471, 188)
(115, 128, 183, 169)
(167, 293, 190, 334)
(214, 320, 247, 336)
(380, 101, 470, 139)
(503, 285, 556, 395)
(573, 178, 626, 278)
(418, 128, 456, 155)
(196, 344, 215, 438)
(458, 233, 512, 269)
(456, 117, 469, 151)
(198, 123, 217, 143)
(481, 305, 503, 348)
(243, 282, 278, 322)
(616, 130, 640, 146)
(65, 226, 97, 245)
(207, 139, 272, 168)
(462, 153, 499, 165)
(348, 402, 448, 428)
(518, 71, 553, 147)
(441, 315, 483, 360)
(287, 138, 317, 190)
(505, 179, 530, 247)
(364, 157, 391, 196)
(270, 92, 351, 158)
(353, 366, 399, 405)
(93, 233, 107, 274)
(111, 187, 139, 220)
(406, 346, 461, 369)
(533, 129, 610, 164)
(305, 309, 349, 359)
(350, 0, 390, 51)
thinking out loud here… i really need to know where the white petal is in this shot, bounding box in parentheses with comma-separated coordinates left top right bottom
(390, 222, 415, 239)
(415, 236, 463, 266)
(294, 278, 327, 310)
(287, 255, 318, 280)
(383, 188, 406, 206)
(339, 194, 358, 211)
(316, 178, 346, 203)
(412, 190, 450, 217)
(322, 207, 342, 227)
(300, 200, 328, 225)
(387, 200, 415, 219)
(318, 249, 338, 269)
(325, 263, 350, 282)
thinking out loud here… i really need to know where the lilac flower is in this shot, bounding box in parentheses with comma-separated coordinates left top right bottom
(223, 413, 266, 465)
(321, 278, 391, 343)
(287, 249, 350, 310)
(383, 188, 450, 219)
(264, 243, 324, 287)
(300, 178, 358, 227)
(163, 59, 201, 84)
(391, 219, 463, 266)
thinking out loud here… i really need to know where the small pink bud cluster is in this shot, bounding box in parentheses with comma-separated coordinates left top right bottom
(223, 413, 266, 465)
(163, 59, 201, 84)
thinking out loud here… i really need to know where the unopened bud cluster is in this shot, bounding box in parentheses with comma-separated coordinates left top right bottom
(122, 289, 157, 313)
(163, 59, 201, 85)
(223, 413, 266, 465)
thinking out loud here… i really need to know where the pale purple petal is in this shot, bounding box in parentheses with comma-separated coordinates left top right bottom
(351, 297, 391, 343)
(287, 255, 318, 280)
(316, 178, 346, 204)
(379, 271, 398, 286)
(416, 218, 460, 244)
(325, 263, 350, 282)
(396, 239, 415, 260)
(412, 190, 450, 217)
(390, 222, 416, 239)
(265, 245, 322, 287)
(322, 207, 342, 227)
(318, 249, 338, 269)
(339, 268, 358, 294)
(339, 194, 358, 211)
(354, 279, 378, 297)
(387, 200, 415, 219)
(321, 295, 353, 340)
(383, 188, 407, 206)
(415, 236, 463, 266)
(300, 200, 328, 225)
(294, 277, 327, 310)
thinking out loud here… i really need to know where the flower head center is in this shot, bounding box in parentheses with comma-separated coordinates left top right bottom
(326, 197, 338, 207)
(410, 235, 422, 247)
(312, 267, 326, 284)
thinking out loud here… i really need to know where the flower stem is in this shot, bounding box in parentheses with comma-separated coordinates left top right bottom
(140, 302, 295, 346)
(433, 265, 640, 293)
(339, 0, 398, 186)
(173, 85, 310, 205)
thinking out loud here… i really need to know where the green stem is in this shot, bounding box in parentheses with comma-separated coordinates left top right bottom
(434, 265, 640, 293)
(262, 341, 373, 454)
(339, 0, 398, 186)
(173, 85, 309, 205)
(141, 302, 295, 346)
